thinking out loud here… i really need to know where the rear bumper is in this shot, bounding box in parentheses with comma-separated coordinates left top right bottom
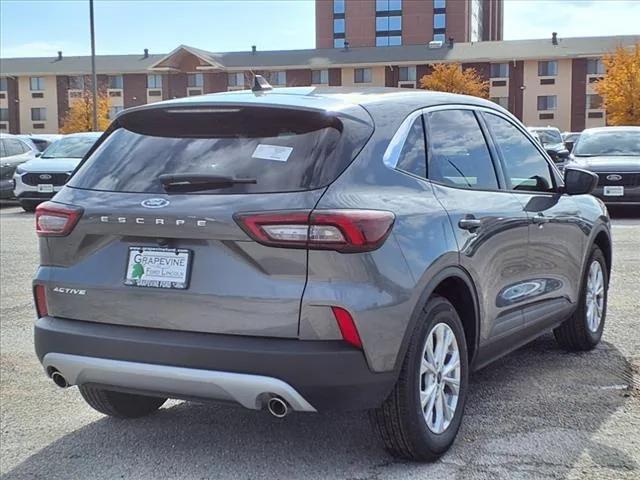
(35, 316, 396, 412)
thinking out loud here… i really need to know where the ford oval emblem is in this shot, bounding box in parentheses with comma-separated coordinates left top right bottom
(141, 198, 170, 209)
(606, 174, 622, 181)
(39, 174, 52, 180)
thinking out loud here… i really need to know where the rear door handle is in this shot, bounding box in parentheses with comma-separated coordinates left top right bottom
(458, 215, 482, 231)
(532, 213, 550, 225)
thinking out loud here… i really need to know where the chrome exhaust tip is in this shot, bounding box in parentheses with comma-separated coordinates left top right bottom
(267, 396, 289, 418)
(50, 370, 69, 388)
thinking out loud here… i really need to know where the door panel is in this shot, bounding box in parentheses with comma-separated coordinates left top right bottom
(424, 109, 530, 344)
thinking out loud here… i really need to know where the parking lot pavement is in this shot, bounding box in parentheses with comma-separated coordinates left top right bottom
(0, 204, 638, 480)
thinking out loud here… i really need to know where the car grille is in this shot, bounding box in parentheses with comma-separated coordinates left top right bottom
(596, 172, 640, 187)
(21, 172, 70, 186)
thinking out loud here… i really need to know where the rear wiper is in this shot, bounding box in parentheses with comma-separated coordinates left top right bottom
(159, 173, 257, 192)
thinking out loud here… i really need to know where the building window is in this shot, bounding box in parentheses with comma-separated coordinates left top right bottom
(537, 95, 557, 111)
(333, 0, 346, 47)
(433, 33, 446, 42)
(587, 58, 605, 75)
(334, 38, 345, 48)
(187, 73, 204, 88)
(147, 74, 162, 89)
(587, 94, 603, 109)
(434, 0, 446, 8)
(69, 75, 84, 90)
(30, 77, 45, 91)
(470, 0, 483, 42)
(0, 108, 8, 121)
(228, 72, 244, 87)
(0, 78, 7, 92)
(490, 63, 509, 78)
(354, 68, 372, 83)
(108, 106, 124, 119)
(333, 0, 345, 14)
(312, 69, 329, 85)
(490, 97, 509, 109)
(433, 13, 446, 29)
(108, 75, 123, 89)
(267, 71, 286, 86)
(31, 107, 46, 121)
(538, 61, 558, 76)
(399, 66, 416, 82)
(376, 1, 402, 47)
(333, 18, 345, 34)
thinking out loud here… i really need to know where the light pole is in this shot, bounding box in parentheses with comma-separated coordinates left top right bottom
(89, 0, 98, 131)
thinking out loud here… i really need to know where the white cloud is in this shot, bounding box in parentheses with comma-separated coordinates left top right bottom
(504, 0, 640, 40)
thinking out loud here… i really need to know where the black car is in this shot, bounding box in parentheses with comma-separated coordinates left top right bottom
(569, 126, 640, 206)
(528, 127, 571, 168)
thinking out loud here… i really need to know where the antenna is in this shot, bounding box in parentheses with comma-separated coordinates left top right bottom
(252, 75, 273, 93)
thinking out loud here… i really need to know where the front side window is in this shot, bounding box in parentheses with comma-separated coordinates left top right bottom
(31, 107, 46, 121)
(396, 117, 426, 178)
(30, 77, 44, 91)
(427, 110, 498, 190)
(147, 74, 162, 89)
(537, 95, 557, 111)
(490, 63, 509, 78)
(484, 113, 554, 193)
(538, 60, 558, 76)
(4, 139, 28, 156)
(354, 68, 372, 83)
(312, 69, 329, 85)
(108, 75, 123, 89)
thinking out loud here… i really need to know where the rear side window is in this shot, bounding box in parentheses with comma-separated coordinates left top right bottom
(396, 117, 426, 178)
(426, 110, 498, 190)
(69, 106, 372, 194)
(484, 113, 555, 192)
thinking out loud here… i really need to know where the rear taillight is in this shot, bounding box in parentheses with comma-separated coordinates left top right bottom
(234, 209, 395, 253)
(35, 202, 83, 237)
(331, 306, 362, 349)
(34, 285, 48, 317)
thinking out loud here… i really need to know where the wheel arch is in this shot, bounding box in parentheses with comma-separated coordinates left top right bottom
(592, 228, 612, 279)
(393, 266, 481, 373)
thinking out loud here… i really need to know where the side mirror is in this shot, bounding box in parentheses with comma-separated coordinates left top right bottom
(563, 167, 598, 195)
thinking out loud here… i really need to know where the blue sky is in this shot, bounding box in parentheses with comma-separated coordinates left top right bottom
(1, 0, 639, 58)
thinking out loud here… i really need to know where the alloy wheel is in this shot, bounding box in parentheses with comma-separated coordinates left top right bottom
(420, 322, 461, 434)
(585, 260, 605, 332)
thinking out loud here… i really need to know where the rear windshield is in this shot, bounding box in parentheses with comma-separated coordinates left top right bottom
(69, 106, 372, 194)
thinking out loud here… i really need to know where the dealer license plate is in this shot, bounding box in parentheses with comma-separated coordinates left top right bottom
(37, 184, 54, 193)
(603, 186, 624, 196)
(124, 247, 192, 289)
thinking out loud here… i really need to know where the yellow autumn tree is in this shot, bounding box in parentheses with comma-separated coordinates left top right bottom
(60, 89, 111, 133)
(595, 43, 640, 126)
(419, 63, 489, 99)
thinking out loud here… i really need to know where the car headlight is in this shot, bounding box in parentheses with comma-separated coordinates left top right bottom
(14, 165, 25, 175)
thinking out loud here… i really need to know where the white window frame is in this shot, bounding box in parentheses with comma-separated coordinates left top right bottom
(311, 69, 329, 85)
(147, 74, 163, 89)
(31, 107, 47, 121)
(354, 68, 372, 84)
(30, 77, 45, 91)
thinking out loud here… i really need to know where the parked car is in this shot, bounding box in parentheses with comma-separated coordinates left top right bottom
(562, 131, 581, 153)
(0, 133, 39, 199)
(13, 132, 102, 211)
(16, 134, 63, 152)
(33, 86, 611, 461)
(569, 126, 640, 206)
(528, 126, 570, 168)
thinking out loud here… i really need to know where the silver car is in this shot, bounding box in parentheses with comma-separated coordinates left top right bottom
(33, 85, 611, 461)
(0, 133, 39, 199)
(13, 132, 101, 211)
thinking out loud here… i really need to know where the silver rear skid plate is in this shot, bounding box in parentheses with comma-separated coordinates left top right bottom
(42, 353, 316, 412)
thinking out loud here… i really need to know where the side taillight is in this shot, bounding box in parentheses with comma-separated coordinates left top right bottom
(234, 209, 395, 253)
(35, 202, 83, 237)
(34, 285, 48, 317)
(331, 306, 362, 349)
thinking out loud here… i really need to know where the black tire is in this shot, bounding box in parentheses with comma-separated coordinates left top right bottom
(369, 296, 469, 461)
(19, 200, 39, 212)
(554, 246, 608, 351)
(79, 385, 166, 418)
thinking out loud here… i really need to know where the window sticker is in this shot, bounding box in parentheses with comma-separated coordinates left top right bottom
(251, 144, 293, 162)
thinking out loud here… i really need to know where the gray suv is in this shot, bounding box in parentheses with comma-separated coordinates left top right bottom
(33, 86, 611, 461)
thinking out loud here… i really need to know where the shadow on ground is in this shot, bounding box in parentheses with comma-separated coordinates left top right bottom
(2, 334, 636, 479)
